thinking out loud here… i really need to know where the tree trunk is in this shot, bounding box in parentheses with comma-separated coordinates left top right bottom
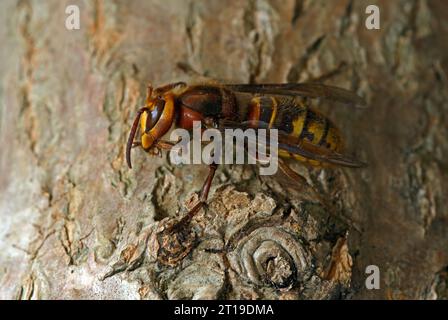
(0, 0, 447, 300)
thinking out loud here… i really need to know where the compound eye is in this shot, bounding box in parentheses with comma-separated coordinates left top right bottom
(145, 99, 164, 132)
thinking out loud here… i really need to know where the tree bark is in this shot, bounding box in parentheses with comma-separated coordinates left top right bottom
(0, 0, 447, 299)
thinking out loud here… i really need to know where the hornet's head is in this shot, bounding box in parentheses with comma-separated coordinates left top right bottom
(126, 84, 176, 169)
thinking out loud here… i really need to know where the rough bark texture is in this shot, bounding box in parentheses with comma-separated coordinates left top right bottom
(0, 0, 447, 300)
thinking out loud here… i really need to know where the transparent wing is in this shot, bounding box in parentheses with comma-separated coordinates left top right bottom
(225, 83, 367, 108)
(218, 119, 367, 168)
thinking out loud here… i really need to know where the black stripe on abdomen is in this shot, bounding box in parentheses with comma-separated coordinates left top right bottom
(299, 108, 314, 142)
(318, 118, 330, 146)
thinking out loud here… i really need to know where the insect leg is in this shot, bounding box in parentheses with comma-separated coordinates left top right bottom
(171, 163, 218, 231)
(154, 140, 176, 151)
(278, 158, 362, 232)
(155, 163, 219, 266)
(199, 163, 218, 202)
(278, 157, 328, 206)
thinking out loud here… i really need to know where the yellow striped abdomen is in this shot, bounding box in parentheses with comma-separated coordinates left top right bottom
(246, 96, 344, 167)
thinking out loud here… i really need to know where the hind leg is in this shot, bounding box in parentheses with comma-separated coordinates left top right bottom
(278, 158, 361, 232)
(278, 158, 326, 205)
